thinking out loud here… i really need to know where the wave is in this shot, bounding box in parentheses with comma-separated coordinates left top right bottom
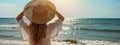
(0, 30, 19, 32)
(63, 18, 120, 25)
(0, 25, 18, 28)
(62, 27, 120, 32)
(63, 22, 120, 26)
(0, 35, 14, 38)
(80, 28, 120, 32)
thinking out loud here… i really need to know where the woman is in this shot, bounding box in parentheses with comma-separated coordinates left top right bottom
(16, 0, 64, 45)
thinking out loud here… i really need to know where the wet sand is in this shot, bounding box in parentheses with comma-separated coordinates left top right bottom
(0, 39, 120, 45)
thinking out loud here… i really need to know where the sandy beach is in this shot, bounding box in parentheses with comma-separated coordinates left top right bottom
(0, 39, 120, 45)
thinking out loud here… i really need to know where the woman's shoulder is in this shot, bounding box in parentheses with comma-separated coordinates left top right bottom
(48, 19, 62, 24)
(47, 19, 62, 28)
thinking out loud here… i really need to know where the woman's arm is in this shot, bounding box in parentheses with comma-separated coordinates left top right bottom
(46, 11, 64, 39)
(17, 11, 29, 35)
(56, 11, 65, 21)
(16, 11, 24, 22)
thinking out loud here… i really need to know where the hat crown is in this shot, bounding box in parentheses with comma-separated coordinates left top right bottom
(24, 1, 56, 24)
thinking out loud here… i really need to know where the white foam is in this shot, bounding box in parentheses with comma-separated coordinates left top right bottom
(0, 25, 18, 28)
(0, 39, 28, 45)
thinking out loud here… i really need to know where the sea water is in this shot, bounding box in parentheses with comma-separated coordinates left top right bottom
(0, 18, 120, 41)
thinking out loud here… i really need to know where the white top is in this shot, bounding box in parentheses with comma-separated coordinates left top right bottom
(18, 19, 62, 45)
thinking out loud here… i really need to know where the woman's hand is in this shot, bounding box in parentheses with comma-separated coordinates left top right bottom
(16, 11, 24, 22)
(56, 11, 65, 21)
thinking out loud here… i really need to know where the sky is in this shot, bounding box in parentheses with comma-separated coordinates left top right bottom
(0, 0, 120, 18)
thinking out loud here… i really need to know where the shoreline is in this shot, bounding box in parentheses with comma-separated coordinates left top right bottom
(0, 39, 120, 45)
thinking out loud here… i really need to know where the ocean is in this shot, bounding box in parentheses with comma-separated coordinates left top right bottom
(0, 18, 120, 42)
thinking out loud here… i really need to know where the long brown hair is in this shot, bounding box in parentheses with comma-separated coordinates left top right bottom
(28, 23, 47, 45)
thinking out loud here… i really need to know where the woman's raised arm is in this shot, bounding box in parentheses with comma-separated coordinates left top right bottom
(56, 11, 65, 21)
(16, 11, 24, 22)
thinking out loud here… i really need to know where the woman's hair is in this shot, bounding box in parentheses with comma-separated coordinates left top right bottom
(28, 23, 47, 45)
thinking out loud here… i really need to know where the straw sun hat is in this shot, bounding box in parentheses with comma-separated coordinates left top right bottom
(24, 1, 56, 24)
